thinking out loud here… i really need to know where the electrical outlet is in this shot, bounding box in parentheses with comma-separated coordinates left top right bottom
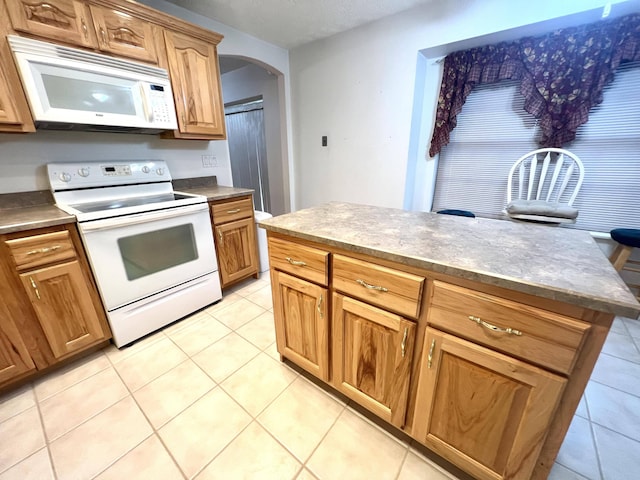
(202, 155, 218, 167)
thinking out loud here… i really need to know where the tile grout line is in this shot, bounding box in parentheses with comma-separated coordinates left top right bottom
(589, 376, 640, 400)
(31, 381, 59, 480)
(393, 446, 412, 480)
(588, 418, 606, 480)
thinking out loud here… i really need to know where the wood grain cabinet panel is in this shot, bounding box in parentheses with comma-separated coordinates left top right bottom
(0, 304, 36, 384)
(210, 196, 259, 289)
(272, 271, 329, 381)
(214, 217, 258, 287)
(6, 230, 76, 270)
(5, 0, 97, 47)
(0, 64, 22, 127)
(332, 293, 416, 428)
(268, 237, 329, 286)
(163, 30, 225, 139)
(413, 328, 566, 480)
(88, 4, 157, 63)
(18, 260, 107, 358)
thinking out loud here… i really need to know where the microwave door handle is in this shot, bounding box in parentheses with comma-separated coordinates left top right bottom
(139, 83, 153, 123)
(81, 204, 207, 232)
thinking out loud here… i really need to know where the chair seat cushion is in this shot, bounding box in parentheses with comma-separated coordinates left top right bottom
(611, 228, 640, 248)
(506, 199, 579, 219)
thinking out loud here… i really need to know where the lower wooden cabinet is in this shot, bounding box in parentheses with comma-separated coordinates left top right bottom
(412, 328, 566, 480)
(214, 217, 259, 287)
(332, 293, 416, 428)
(272, 270, 329, 381)
(18, 260, 107, 359)
(0, 306, 36, 384)
(210, 195, 259, 289)
(0, 224, 111, 391)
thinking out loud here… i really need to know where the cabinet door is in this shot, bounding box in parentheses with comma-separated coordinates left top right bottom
(0, 304, 36, 384)
(332, 293, 415, 428)
(89, 4, 157, 63)
(272, 271, 329, 381)
(413, 329, 566, 480)
(214, 217, 259, 288)
(19, 260, 107, 359)
(5, 0, 97, 48)
(163, 30, 226, 138)
(0, 64, 22, 127)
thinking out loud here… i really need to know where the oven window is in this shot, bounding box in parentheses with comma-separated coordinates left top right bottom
(117, 224, 198, 280)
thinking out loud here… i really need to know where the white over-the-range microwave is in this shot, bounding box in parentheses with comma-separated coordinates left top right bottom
(8, 35, 178, 133)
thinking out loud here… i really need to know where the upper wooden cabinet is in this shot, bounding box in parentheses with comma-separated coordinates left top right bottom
(5, 0, 97, 48)
(163, 30, 226, 139)
(88, 3, 157, 63)
(0, 63, 23, 126)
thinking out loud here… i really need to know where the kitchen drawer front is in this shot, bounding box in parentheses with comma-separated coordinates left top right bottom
(333, 254, 424, 319)
(211, 196, 253, 224)
(428, 281, 590, 374)
(6, 231, 77, 271)
(268, 237, 329, 286)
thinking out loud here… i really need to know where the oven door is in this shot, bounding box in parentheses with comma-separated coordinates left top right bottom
(79, 203, 218, 310)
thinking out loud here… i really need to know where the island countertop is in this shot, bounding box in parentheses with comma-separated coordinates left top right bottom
(259, 202, 640, 318)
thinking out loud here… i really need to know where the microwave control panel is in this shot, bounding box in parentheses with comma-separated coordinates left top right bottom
(148, 84, 173, 125)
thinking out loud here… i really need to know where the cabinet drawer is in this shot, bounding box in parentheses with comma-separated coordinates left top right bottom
(211, 196, 253, 224)
(428, 281, 590, 374)
(268, 237, 329, 286)
(333, 254, 424, 319)
(6, 231, 76, 271)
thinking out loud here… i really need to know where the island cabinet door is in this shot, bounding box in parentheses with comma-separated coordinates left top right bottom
(332, 293, 415, 428)
(19, 261, 107, 359)
(272, 271, 329, 381)
(413, 328, 567, 480)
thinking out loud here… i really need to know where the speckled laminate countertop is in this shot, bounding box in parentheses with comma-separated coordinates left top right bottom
(259, 202, 640, 318)
(173, 177, 253, 201)
(0, 191, 75, 235)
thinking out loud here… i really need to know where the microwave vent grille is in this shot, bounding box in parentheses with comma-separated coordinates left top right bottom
(8, 35, 169, 79)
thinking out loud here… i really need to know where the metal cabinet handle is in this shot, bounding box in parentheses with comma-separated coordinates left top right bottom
(100, 27, 107, 44)
(29, 276, 41, 300)
(27, 245, 61, 255)
(81, 18, 88, 40)
(427, 339, 435, 368)
(218, 231, 223, 242)
(317, 294, 323, 319)
(401, 327, 408, 357)
(356, 279, 388, 292)
(286, 257, 306, 266)
(468, 315, 522, 336)
(226, 208, 241, 214)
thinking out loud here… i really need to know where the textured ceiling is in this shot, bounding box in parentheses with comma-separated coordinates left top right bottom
(165, 0, 434, 49)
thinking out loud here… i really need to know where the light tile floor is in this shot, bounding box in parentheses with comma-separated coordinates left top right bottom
(1, 275, 639, 480)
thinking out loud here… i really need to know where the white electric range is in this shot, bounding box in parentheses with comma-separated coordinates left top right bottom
(48, 160, 222, 347)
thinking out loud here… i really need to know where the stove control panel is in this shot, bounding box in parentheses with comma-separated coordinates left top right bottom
(47, 160, 172, 190)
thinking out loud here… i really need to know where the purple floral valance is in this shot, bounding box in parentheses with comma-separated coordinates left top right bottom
(429, 14, 640, 157)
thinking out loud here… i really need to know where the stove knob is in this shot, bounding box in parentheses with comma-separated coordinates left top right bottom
(142, 166, 151, 173)
(78, 167, 90, 177)
(59, 172, 71, 182)
(156, 167, 165, 176)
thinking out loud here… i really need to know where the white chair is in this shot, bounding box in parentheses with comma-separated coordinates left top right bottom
(505, 148, 584, 225)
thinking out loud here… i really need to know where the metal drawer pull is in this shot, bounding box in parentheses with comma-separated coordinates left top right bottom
(100, 27, 107, 44)
(27, 245, 61, 255)
(226, 208, 241, 214)
(401, 327, 408, 357)
(30, 276, 41, 300)
(285, 257, 306, 266)
(427, 339, 435, 368)
(317, 294, 323, 319)
(356, 279, 388, 292)
(81, 19, 88, 40)
(218, 231, 223, 242)
(468, 315, 522, 336)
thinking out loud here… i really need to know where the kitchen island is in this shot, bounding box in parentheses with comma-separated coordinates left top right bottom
(259, 202, 640, 480)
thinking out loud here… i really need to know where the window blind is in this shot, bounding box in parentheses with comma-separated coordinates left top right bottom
(432, 62, 640, 232)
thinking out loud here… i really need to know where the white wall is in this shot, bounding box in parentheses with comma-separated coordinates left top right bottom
(221, 63, 288, 215)
(0, 0, 293, 197)
(290, 0, 635, 211)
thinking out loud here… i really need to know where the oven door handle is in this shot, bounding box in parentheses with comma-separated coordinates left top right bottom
(80, 203, 208, 232)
